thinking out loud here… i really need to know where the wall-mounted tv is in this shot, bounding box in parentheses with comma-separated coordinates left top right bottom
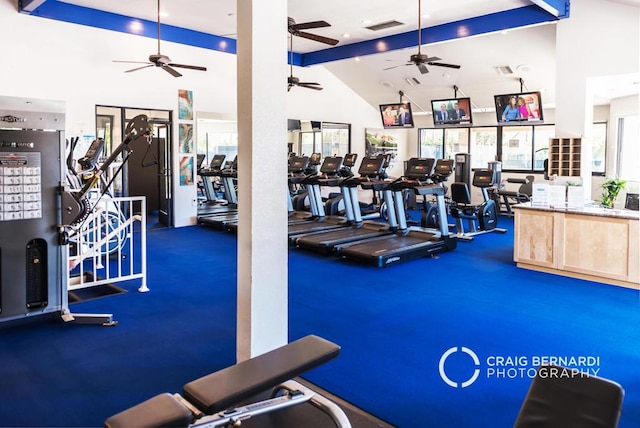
(494, 91, 543, 125)
(430, 97, 472, 127)
(379, 102, 414, 129)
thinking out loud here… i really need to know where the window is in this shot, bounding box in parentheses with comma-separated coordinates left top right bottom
(321, 123, 351, 157)
(592, 122, 607, 175)
(501, 126, 533, 170)
(469, 127, 498, 169)
(444, 128, 469, 159)
(418, 128, 444, 158)
(532, 125, 554, 172)
(616, 115, 639, 181)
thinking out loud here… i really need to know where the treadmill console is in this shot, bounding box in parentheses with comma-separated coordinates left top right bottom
(319, 156, 344, 175)
(405, 158, 435, 180)
(357, 156, 385, 177)
(209, 154, 226, 171)
(433, 159, 454, 181)
(343, 153, 358, 168)
(288, 155, 310, 174)
(309, 153, 322, 166)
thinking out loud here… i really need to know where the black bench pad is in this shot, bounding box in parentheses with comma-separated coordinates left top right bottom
(105, 393, 193, 428)
(182, 335, 340, 414)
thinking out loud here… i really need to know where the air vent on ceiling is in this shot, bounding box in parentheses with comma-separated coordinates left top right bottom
(495, 65, 514, 75)
(405, 77, 421, 85)
(366, 20, 404, 31)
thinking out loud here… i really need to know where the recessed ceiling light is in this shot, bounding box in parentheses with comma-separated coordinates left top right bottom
(361, 19, 372, 25)
(354, 56, 361, 62)
(442, 73, 450, 79)
(516, 64, 531, 73)
(380, 81, 394, 88)
(159, 11, 169, 18)
(422, 14, 430, 19)
(343, 33, 351, 38)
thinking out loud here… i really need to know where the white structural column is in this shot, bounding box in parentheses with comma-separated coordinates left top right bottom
(236, 0, 289, 361)
(554, 0, 640, 200)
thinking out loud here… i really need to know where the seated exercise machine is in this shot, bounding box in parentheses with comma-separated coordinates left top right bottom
(104, 335, 351, 428)
(449, 168, 507, 241)
(493, 175, 535, 217)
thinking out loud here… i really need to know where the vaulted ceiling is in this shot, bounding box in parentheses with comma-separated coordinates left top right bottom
(18, 0, 638, 111)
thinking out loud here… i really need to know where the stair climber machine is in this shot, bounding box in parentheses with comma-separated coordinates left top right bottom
(292, 155, 392, 255)
(197, 156, 239, 230)
(0, 99, 151, 325)
(287, 155, 349, 237)
(335, 157, 457, 267)
(449, 167, 507, 241)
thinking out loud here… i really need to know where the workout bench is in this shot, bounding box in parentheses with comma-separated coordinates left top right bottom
(105, 335, 351, 428)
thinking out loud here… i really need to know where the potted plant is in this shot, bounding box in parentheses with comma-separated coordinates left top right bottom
(600, 177, 627, 208)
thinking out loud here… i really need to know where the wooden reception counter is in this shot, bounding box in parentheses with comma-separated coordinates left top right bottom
(513, 203, 640, 289)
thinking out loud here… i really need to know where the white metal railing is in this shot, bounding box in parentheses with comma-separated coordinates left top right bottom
(68, 195, 148, 293)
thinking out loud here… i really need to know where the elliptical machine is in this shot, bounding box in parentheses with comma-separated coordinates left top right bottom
(449, 167, 506, 241)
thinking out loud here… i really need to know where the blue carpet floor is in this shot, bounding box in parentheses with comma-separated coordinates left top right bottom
(1, 219, 639, 427)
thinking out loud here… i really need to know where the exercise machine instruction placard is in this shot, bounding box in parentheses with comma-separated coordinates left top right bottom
(0, 152, 42, 221)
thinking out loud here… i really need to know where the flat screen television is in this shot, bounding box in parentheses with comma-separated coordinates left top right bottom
(430, 97, 472, 127)
(494, 91, 543, 124)
(379, 102, 414, 129)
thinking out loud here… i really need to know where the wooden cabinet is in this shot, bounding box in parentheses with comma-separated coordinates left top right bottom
(514, 205, 640, 289)
(548, 137, 581, 177)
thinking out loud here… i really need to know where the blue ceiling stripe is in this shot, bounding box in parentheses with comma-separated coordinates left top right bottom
(529, 0, 570, 18)
(301, 5, 563, 66)
(18, 1, 569, 68)
(18, 0, 237, 55)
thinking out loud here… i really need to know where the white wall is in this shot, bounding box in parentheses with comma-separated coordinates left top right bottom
(0, 3, 380, 226)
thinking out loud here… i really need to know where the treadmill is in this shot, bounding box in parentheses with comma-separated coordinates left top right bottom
(335, 157, 457, 267)
(197, 154, 230, 217)
(293, 155, 392, 255)
(287, 154, 315, 224)
(287, 155, 349, 237)
(198, 156, 239, 229)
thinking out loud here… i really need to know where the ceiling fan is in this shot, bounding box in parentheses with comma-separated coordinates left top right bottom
(287, 34, 322, 91)
(384, 0, 461, 74)
(113, 0, 207, 77)
(287, 17, 340, 46)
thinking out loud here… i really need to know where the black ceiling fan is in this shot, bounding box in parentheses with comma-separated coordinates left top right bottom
(287, 34, 322, 91)
(287, 17, 339, 46)
(384, 0, 460, 74)
(113, 0, 207, 77)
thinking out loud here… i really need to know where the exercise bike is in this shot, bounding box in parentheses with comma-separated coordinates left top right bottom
(449, 168, 507, 241)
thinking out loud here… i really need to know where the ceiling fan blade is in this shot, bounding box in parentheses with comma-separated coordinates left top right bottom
(162, 65, 182, 77)
(297, 31, 339, 46)
(417, 63, 429, 74)
(114, 60, 152, 65)
(125, 64, 154, 73)
(423, 56, 442, 62)
(383, 63, 411, 71)
(428, 62, 461, 69)
(298, 83, 324, 91)
(299, 81, 322, 86)
(291, 20, 331, 30)
(168, 63, 207, 71)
